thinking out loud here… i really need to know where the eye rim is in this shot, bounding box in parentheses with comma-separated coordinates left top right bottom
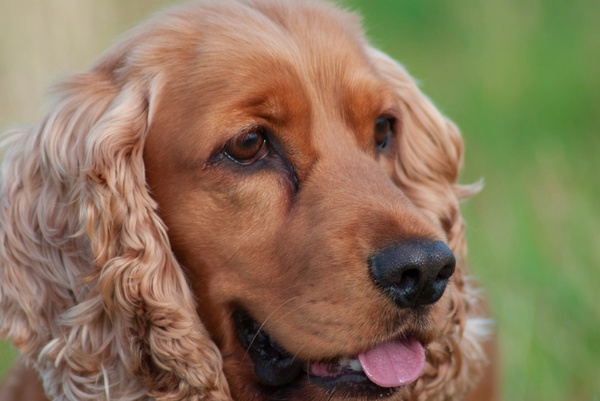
(374, 116, 396, 150)
(224, 127, 270, 165)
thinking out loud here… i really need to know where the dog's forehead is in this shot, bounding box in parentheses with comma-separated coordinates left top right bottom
(145, 0, 397, 169)
(195, 5, 393, 124)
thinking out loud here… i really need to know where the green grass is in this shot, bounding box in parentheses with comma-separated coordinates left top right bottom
(0, 342, 18, 379)
(1, 1, 599, 400)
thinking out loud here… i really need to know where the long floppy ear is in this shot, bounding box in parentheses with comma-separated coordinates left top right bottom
(0, 40, 231, 400)
(369, 48, 490, 400)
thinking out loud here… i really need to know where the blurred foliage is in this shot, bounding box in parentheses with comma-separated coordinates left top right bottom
(1, 1, 598, 400)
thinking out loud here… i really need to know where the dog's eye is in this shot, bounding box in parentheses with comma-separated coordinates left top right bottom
(374, 117, 394, 149)
(224, 129, 269, 165)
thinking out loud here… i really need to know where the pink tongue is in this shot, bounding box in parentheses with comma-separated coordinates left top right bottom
(357, 338, 425, 388)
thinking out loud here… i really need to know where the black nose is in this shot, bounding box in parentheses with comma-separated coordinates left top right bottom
(368, 239, 456, 308)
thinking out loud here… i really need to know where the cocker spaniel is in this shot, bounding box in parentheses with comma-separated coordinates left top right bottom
(0, 1, 496, 400)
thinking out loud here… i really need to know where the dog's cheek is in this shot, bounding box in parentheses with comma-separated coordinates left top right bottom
(424, 283, 456, 341)
(174, 171, 294, 289)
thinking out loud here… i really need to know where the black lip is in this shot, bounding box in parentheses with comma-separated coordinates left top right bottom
(233, 308, 401, 399)
(234, 308, 303, 387)
(308, 373, 398, 399)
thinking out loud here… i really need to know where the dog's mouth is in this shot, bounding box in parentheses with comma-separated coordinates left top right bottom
(233, 309, 425, 398)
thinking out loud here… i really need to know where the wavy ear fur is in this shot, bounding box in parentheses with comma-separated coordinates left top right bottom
(0, 35, 230, 401)
(369, 49, 490, 400)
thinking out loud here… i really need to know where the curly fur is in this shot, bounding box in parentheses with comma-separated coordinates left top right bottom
(0, 1, 493, 400)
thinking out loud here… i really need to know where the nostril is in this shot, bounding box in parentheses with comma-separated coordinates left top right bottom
(399, 269, 419, 290)
(438, 262, 456, 280)
(432, 262, 455, 294)
(437, 262, 455, 281)
(395, 268, 420, 299)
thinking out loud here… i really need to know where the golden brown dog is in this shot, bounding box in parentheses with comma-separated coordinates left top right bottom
(0, 1, 496, 400)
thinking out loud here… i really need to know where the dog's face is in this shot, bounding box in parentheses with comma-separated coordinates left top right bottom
(141, 1, 458, 400)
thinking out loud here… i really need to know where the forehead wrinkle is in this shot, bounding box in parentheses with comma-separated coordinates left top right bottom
(304, 62, 394, 159)
(342, 76, 399, 139)
(179, 0, 382, 174)
(226, 0, 374, 120)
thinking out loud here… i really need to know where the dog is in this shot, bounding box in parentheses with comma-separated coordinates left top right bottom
(0, 0, 496, 400)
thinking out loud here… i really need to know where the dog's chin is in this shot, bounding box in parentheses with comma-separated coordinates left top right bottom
(232, 308, 427, 400)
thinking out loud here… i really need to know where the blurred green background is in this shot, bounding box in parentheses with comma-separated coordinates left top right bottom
(1, 1, 598, 400)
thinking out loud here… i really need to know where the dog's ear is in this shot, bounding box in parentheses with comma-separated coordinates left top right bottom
(368, 48, 488, 399)
(0, 38, 230, 400)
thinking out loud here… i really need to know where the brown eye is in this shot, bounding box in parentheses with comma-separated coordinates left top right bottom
(374, 117, 394, 149)
(224, 129, 269, 165)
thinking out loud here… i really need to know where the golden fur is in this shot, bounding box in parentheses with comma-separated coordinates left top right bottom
(0, 1, 495, 400)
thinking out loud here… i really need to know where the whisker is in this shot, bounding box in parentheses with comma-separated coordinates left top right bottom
(289, 326, 326, 366)
(240, 295, 299, 365)
(268, 301, 315, 326)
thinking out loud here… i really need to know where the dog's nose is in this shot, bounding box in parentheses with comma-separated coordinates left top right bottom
(368, 240, 456, 308)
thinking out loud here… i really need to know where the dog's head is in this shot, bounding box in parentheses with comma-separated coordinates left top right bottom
(0, 1, 487, 400)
